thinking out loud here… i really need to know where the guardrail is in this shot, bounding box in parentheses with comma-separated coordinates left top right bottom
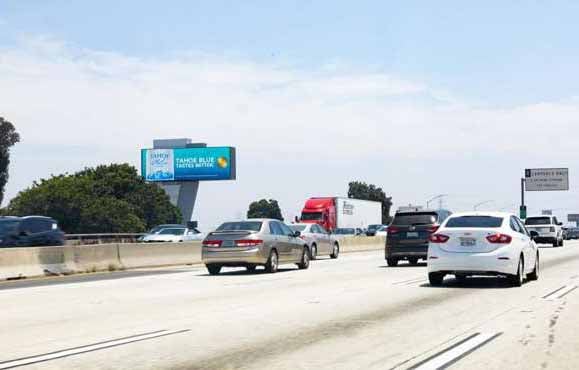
(65, 233, 145, 246)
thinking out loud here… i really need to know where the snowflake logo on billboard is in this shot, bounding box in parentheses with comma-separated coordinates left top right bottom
(146, 149, 175, 181)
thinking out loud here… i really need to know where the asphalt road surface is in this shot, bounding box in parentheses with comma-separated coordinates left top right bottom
(2, 242, 579, 370)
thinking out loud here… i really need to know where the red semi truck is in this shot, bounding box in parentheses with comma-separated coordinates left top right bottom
(300, 197, 382, 231)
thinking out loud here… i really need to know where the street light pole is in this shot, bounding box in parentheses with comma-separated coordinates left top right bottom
(426, 194, 448, 209)
(474, 200, 494, 211)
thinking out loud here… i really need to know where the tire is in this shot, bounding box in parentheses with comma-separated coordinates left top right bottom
(265, 250, 279, 273)
(553, 239, 558, 248)
(297, 247, 310, 270)
(386, 258, 399, 267)
(509, 257, 524, 287)
(206, 265, 222, 275)
(246, 265, 257, 274)
(559, 239, 564, 247)
(310, 244, 318, 260)
(330, 243, 340, 259)
(408, 257, 419, 266)
(429, 272, 444, 286)
(528, 254, 539, 281)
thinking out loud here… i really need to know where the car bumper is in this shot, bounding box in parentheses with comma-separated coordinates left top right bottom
(385, 244, 428, 259)
(202, 247, 268, 266)
(427, 246, 518, 276)
(534, 236, 557, 244)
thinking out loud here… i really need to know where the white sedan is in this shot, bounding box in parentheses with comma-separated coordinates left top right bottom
(141, 227, 205, 243)
(427, 212, 539, 287)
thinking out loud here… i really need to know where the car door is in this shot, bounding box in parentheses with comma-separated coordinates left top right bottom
(510, 216, 531, 271)
(279, 222, 302, 262)
(316, 225, 331, 254)
(516, 217, 537, 272)
(270, 221, 292, 261)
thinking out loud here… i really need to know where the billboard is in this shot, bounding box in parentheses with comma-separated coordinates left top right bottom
(525, 168, 569, 191)
(141, 147, 236, 182)
(568, 214, 579, 222)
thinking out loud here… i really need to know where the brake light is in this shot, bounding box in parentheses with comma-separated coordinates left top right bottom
(427, 225, 440, 234)
(235, 239, 263, 247)
(387, 226, 400, 234)
(429, 234, 450, 243)
(203, 240, 222, 247)
(486, 233, 512, 244)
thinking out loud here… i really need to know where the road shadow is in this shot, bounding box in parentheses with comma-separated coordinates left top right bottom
(379, 262, 427, 269)
(197, 267, 297, 277)
(420, 276, 516, 289)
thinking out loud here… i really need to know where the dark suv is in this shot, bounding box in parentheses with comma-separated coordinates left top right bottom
(385, 209, 451, 266)
(0, 216, 65, 247)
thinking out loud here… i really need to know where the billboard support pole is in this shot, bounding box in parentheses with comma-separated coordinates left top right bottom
(520, 178, 527, 219)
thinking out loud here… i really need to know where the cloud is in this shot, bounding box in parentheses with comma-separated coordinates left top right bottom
(1, 36, 578, 226)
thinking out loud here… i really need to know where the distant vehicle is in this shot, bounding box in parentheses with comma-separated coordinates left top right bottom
(300, 197, 382, 232)
(140, 226, 205, 243)
(524, 215, 564, 247)
(0, 216, 65, 247)
(567, 228, 579, 240)
(333, 228, 364, 237)
(375, 225, 389, 237)
(366, 224, 384, 236)
(289, 223, 340, 260)
(427, 212, 540, 287)
(385, 209, 452, 266)
(201, 219, 311, 275)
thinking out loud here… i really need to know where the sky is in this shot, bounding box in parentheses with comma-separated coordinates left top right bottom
(1, 1, 579, 229)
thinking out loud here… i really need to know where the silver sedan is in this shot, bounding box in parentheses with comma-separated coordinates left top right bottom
(202, 219, 311, 275)
(289, 223, 340, 260)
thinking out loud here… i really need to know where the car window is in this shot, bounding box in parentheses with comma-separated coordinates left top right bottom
(312, 225, 322, 234)
(0, 220, 20, 236)
(515, 217, 529, 236)
(525, 217, 551, 225)
(446, 216, 503, 228)
(159, 228, 186, 235)
(269, 222, 284, 235)
(289, 225, 307, 232)
(510, 217, 523, 234)
(392, 212, 438, 226)
(278, 223, 294, 236)
(217, 222, 263, 232)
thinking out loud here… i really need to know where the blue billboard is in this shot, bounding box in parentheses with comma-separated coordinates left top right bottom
(141, 147, 236, 182)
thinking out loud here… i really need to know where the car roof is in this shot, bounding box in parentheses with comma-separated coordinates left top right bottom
(1, 216, 55, 221)
(526, 215, 553, 219)
(447, 211, 514, 218)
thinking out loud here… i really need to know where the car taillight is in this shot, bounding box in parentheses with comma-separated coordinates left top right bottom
(387, 226, 400, 234)
(486, 233, 512, 244)
(235, 239, 263, 247)
(429, 234, 450, 243)
(427, 225, 440, 234)
(203, 240, 222, 247)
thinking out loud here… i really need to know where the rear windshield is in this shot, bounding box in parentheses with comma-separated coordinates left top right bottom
(525, 217, 551, 226)
(392, 212, 438, 226)
(216, 222, 263, 232)
(446, 216, 503, 228)
(289, 225, 307, 232)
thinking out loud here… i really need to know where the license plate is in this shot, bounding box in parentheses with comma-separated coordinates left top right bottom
(222, 240, 234, 247)
(407, 232, 419, 238)
(460, 238, 476, 247)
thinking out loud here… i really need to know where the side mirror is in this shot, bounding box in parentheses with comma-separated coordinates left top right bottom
(293, 231, 301, 238)
(558, 222, 564, 226)
(530, 230, 539, 240)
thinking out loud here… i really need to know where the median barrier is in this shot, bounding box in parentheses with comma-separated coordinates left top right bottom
(72, 244, 123, 272)
(0, 246, 76, 280)
(118, 242, 202, 269)
(338, 236, 385, 252)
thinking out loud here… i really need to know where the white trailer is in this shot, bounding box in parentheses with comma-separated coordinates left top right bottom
(335, 197, 382, 229)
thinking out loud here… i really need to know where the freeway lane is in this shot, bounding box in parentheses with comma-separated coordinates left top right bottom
(2, 243, 579, 370)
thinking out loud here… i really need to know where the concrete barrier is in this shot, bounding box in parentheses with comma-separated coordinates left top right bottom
(0, 237, 385, 281)
(338, 236, 385, 253)
(118, 242, 202, 269)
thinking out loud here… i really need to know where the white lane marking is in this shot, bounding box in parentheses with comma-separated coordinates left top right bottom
(543, 285, 577, 301)
(411, 332, 502, 370)
(0, 330, 188, 369)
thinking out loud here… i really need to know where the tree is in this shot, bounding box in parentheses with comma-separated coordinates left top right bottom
(4, 164, 182, 233)
(247, 199, 284, 221)
(0, 117, 20, 205)
(348, 181, 393, 224)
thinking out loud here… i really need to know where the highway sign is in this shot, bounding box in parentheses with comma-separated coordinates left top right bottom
(542, 210, 553, 215)
(568, 214, 579, 222)
(525, 168, 569, 191)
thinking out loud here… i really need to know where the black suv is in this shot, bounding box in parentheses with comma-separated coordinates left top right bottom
(0, 216, 65, 247)
(385, 209, 451, 266)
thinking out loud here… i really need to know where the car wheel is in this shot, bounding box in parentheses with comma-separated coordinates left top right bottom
(559, 239, 564, 247)
(509, 257, 524, 287)
(246, 265, 257, 274)
(552, 239, 558, 248)
(528, 254, 539, 281)
(206, 265, 222, 275)
(386, 258, 399, 267)
(429, 272, 444, 286)
(265, 250, 279, 273)
(408, 257, 419, 266)
(297, 247, 310, 270)
(330, 243, 340, 259)
(310, 244, 318, 260)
